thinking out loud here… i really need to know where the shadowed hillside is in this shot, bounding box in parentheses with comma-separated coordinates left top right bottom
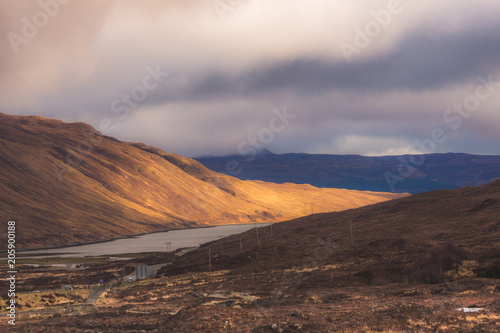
(163, 179, 500, 278)
(150, 180, 500, 331)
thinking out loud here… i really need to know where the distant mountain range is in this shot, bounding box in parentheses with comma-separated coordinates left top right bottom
(0, 113, 403, 248)
(195, 150, 500, 194)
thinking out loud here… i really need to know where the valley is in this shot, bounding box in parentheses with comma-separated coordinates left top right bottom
(2, 2, 500, 331)
(0, 113, 403, 249)
(2, 180, 499, 332)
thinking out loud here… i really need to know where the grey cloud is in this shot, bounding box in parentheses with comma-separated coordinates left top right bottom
(1, 0, 500, 158)
(174, 25, 500, 102)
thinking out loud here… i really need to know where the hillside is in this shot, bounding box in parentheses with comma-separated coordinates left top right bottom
(165, 179, 500, 276)
(196, 150, 500, 194)
(8, 180, 499, 332)
(151, 179, 500, 331)
(0, 113, 404, 249)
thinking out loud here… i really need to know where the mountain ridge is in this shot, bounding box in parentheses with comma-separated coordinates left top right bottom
(196, 150, 500, 193)
(0, 113, 404, 248)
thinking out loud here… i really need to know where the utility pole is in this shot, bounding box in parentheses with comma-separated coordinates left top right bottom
(303, 195, 306, 215)
(218, 235, 224, 259)
(239, 236, 243, 254)
(209, 248, 212, 274)
(255, 223, 261, 248)
(349, 219, 354, 247)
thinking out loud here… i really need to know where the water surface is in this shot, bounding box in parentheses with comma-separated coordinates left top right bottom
(22, 224, 271, 258)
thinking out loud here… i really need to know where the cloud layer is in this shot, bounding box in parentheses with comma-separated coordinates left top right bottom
(1, 0, 500, 157)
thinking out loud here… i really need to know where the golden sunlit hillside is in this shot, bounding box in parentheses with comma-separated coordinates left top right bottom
(0, 113, 405, 249)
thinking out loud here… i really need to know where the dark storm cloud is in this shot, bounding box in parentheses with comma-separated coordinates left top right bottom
(177, 25, 500, 102)
(1, 0, 500, 157)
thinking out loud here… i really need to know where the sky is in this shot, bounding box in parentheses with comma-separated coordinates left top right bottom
(1, 0, 500, 157)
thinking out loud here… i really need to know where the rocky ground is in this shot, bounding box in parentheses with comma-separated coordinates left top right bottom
(2, 181, 500, 331)
(1, 268, 499, 332)
(1, 235, 499, 332)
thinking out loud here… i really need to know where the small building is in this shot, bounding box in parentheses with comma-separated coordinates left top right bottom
(136, 263, 148, 280)
(62, 284, 73, 291)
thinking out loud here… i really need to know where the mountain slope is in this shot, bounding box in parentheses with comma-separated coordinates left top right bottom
(195, 151, 500, 194)
(163, 178, 500, 277)
(0, 113, 405, 249)
(154, 180, 500, 331)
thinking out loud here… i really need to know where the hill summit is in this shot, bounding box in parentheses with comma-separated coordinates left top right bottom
(0, 113, 404, 248)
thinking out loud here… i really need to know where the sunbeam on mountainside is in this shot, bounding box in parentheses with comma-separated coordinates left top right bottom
(0, 113, 404, 249)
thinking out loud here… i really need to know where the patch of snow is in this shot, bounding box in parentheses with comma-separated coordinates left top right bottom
(456, 307, 485, 312)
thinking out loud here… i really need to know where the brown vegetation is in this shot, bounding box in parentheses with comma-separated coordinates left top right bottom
(0, 113, 404, 249)
(3, 180, 499, 331)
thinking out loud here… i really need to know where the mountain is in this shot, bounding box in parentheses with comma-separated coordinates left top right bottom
(195, 150, 500, 194)
(5, 180, 499, 331)
(144, 181, 500, 332)
(163, 178, 500, 278)
(0, 113, 404, 249)
(153, 179, 500, 331)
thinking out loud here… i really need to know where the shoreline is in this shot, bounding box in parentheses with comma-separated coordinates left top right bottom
(17, 222, 274, 254)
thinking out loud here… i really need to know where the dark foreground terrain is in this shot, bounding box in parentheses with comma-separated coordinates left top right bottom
(2, 180, 500, 332)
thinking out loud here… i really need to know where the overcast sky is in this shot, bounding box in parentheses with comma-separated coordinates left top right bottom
(1, 0, 500, 157)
